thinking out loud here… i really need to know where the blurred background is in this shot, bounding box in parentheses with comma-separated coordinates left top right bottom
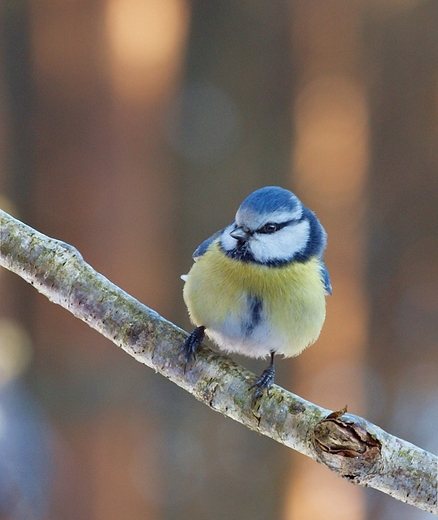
(0, 1, 437, 519)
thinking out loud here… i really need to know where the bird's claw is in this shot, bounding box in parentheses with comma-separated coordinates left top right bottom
(180, 326, 205, 373)
(249, 363, 275, 405)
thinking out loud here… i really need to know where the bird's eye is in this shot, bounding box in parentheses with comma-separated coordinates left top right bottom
(259, 223, 278, 234)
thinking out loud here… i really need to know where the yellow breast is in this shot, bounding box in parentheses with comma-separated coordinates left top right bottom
(183, 241, 327, 358)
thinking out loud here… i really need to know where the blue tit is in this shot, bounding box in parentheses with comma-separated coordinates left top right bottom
(181, 186, 331, 402)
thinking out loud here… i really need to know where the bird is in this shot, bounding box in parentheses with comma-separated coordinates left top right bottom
(181, 186, 331, 403)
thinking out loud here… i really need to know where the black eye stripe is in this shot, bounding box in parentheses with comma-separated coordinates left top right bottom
(257, 219, 294, 234)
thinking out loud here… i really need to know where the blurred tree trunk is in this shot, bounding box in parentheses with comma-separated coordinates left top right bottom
(0, 0, 34, 321)
(285, 3, 368, 518)
(366, 3, 438, 518)
(0, 4, 55, 518)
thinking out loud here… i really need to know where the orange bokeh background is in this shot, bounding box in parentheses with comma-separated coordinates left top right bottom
(1, 2, 437, 519)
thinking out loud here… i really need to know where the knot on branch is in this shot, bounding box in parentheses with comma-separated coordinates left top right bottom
(312, 408, 381, 477)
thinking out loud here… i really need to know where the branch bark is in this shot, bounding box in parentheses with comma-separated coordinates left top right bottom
(1, 209, 437, 515)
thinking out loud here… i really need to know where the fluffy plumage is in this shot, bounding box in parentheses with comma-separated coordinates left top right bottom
(181, 186, 331, 401)
(184, 241, 326, 358)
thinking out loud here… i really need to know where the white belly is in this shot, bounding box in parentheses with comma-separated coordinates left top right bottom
(205, 294, 277, 358)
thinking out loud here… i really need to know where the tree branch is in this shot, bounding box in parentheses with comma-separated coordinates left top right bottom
(0, 209, 437, 515)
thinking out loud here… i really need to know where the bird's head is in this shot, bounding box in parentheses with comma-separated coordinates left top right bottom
(220, 186, 326, 266)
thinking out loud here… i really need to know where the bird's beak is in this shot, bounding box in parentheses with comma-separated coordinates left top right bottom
(230, 226, 250, 242)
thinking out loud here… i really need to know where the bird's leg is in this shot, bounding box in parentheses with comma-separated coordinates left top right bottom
(180, 326, 205, 373)
(250, 351, 275, 404)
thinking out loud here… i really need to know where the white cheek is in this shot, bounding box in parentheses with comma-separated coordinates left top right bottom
(250, 220, 310, 263)
(220, 224, 238, 251)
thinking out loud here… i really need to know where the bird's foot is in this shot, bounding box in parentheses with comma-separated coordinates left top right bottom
(180, 326, 205, 373)
(250, 353, 275, 405)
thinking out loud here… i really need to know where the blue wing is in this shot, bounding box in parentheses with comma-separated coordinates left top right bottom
(192, 229, 224, 261)
(320, 261, 332, 296)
